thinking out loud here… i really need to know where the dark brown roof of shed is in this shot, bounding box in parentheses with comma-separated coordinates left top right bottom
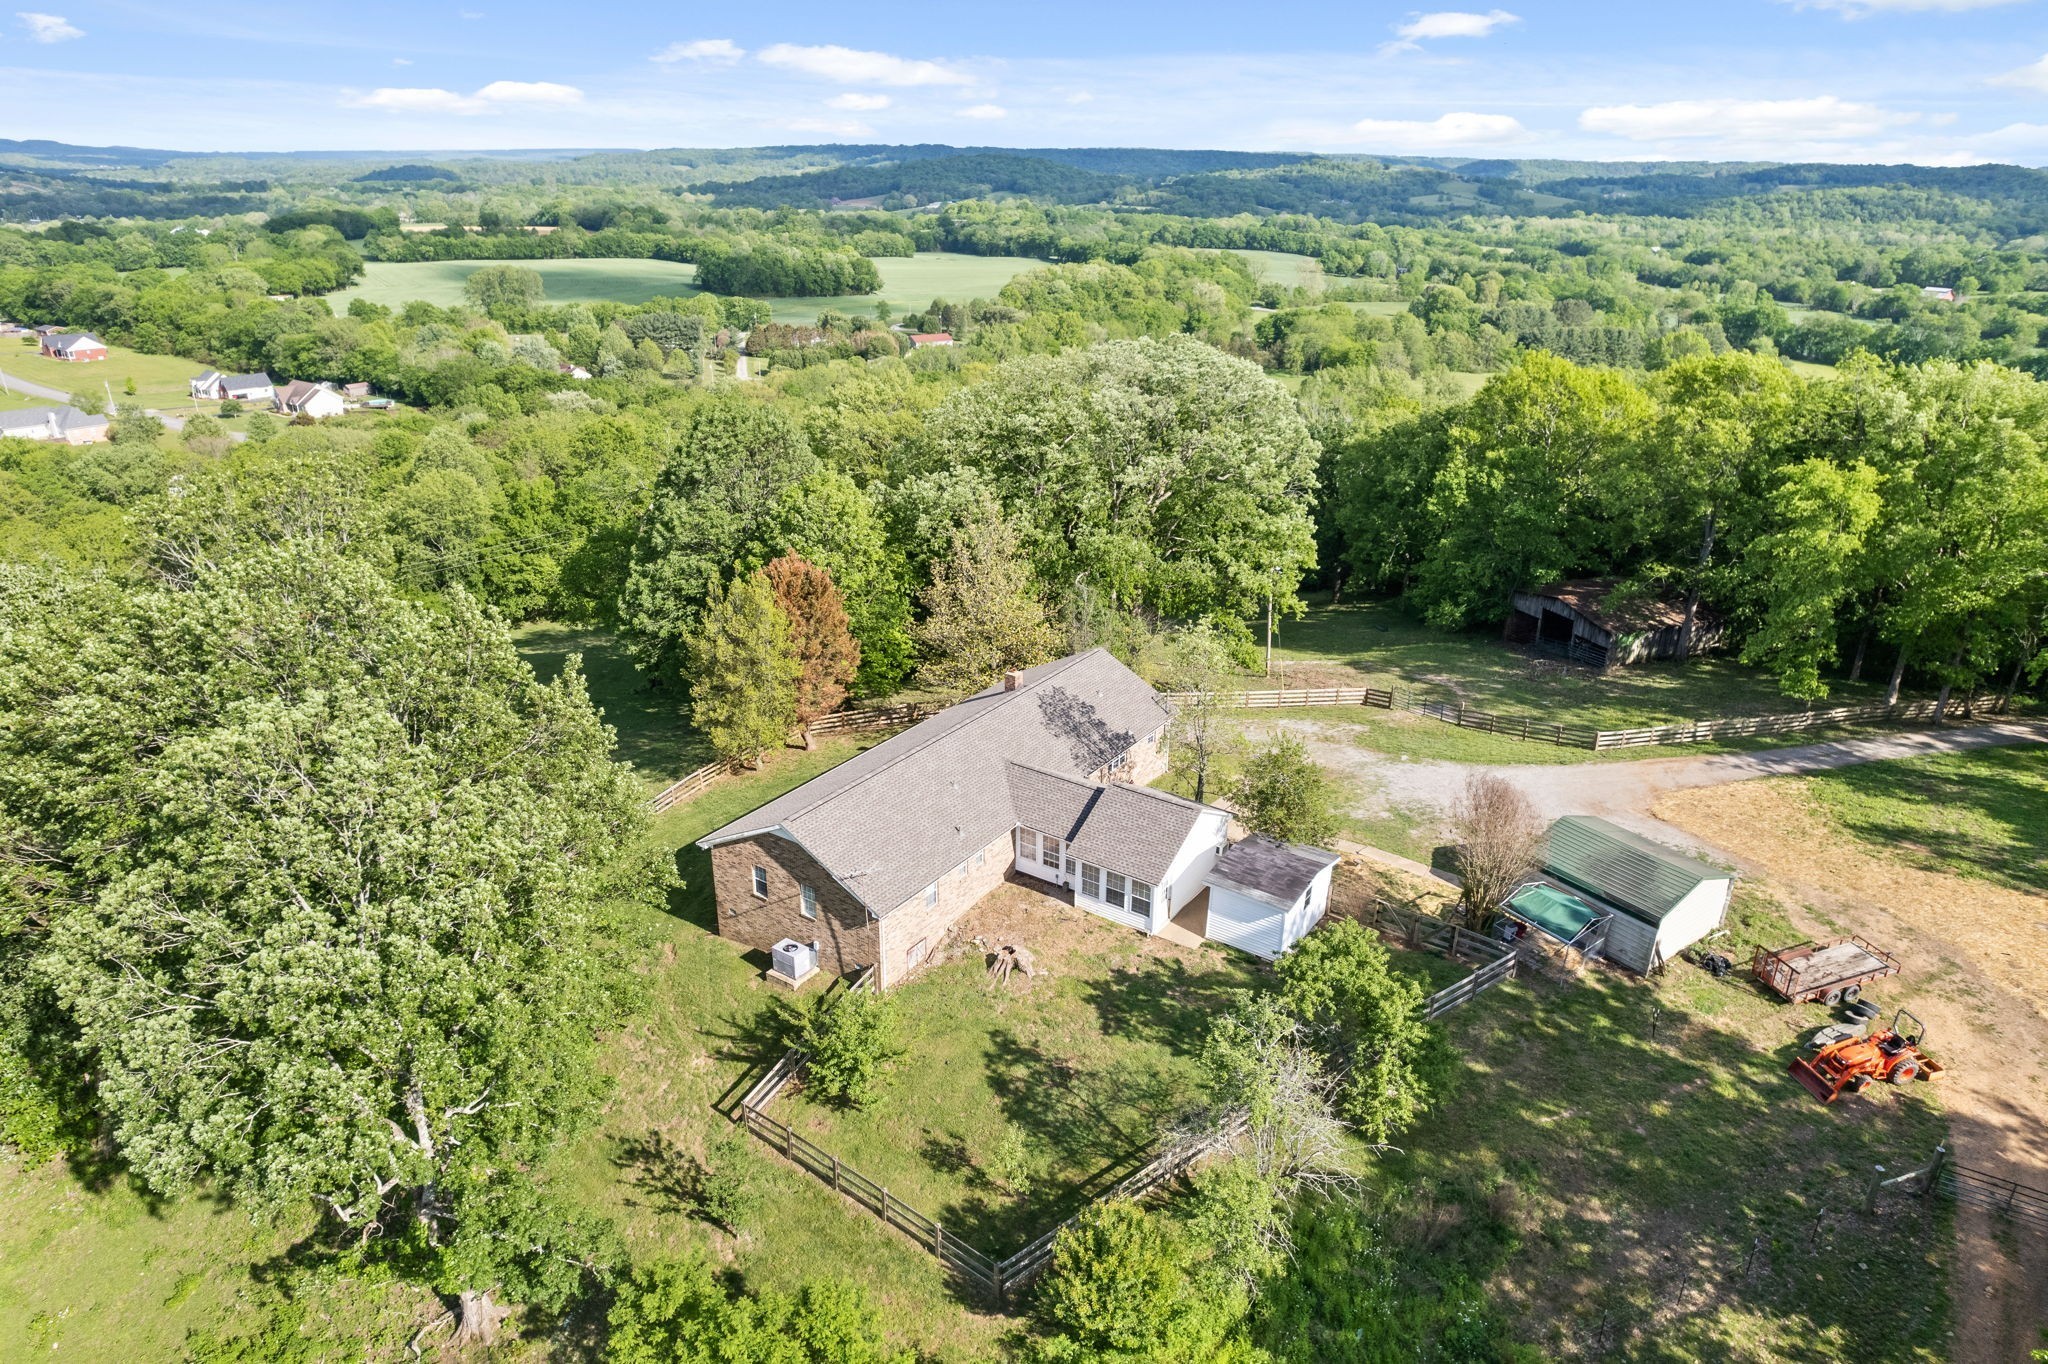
(1206, 836, 1341, 910)
(1527, 578, 1705, 634)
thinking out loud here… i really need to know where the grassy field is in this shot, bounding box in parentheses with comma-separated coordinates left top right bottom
(1257, 597, 1898, 766)
(1382, 886, 1952, 1360)
(1230, 249, 1323, 291)
(762, 252, 1047, 324)
(774, 888, 1265, 1251)
(513, 622, 705, 788)
(0, 337, 207, 409)
(331, 258, 702, 311)
(1799, 747, 2048, 895)
(1339, 298, 1413, 317)
(327, 252, 1050, 326)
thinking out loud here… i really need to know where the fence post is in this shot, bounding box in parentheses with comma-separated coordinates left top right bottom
(881, 1187, 891, 1223)
(1863, 1164, 1887, 1214)
(833, 1154, 842, 1193)
(1450, 926, 1464, 961)
(935, 1224, 945, 1257)
(1921, 1143, 1948, 1198)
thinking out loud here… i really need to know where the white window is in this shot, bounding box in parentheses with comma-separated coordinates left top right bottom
(1106, 872, 1128, 909)
(975, 847, 986, 868)
(1080, 863, 1101, 899)
(907, 937, 930, 970)
(1042, 835, 1062, 866)
(924, 883, 938, 908)
(800, 885, 818, 919)
(752, 866, 769, 898)
(1131, 881, 1152, 916)
(1020, 830, 1039, 861)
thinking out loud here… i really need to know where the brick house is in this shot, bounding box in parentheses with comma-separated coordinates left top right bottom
(696, 650, 1235, 987)
(39, 332, 108, 362)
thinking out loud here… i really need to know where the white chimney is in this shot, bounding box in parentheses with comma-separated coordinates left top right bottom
(1003, 670, 1023, 691)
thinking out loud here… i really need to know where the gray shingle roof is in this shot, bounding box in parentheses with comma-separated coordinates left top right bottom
(43, 333, 97, 348)
(223, 373, 273, 390)
(1543, 816, 1730, 923)
(0, 405, 108, 438)
(697, 649, 1174, 915)
(1005, 762, 1206, 887)
(1206, 836, 1340, 910)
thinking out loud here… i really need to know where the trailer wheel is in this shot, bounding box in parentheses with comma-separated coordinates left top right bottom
(1842, 985, 1862, 1005)
(1890, 1061, 1918, 1084)
(1823, 987, 1844, 1007)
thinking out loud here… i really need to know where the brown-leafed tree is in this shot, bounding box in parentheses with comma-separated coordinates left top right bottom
(1447, 773, 1545, 930)
(763, 554, 860, 747)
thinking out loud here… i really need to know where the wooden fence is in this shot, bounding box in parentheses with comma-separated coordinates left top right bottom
(1160, 686, 1395, 710)
(1871, 1143, 2048, 1232)
(1405, 697, 1600, 749)
(649, 759, 727, 814)
(1347, 895, 1522, 1019)
(646, 704, 940, 813)
(1588, 695, 2001, 750)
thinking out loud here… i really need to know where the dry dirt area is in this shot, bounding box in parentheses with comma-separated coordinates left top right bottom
(1655, 780, 2048, 1364)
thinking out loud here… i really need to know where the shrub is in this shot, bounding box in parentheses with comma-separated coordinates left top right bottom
(218, 398, 242, 417)
(1228, 736, 1340, 845)
(691, 1129, 757, 1233)
(606, 1258, 909, 1364)
(1033, 1200, 1188, 1357)
(983, 1124, 1034, 1197)
(798, 987, 900, 1108)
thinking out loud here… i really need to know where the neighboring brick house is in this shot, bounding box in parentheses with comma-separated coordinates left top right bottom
(696, 649, 1230, 988)
(39, 332, 108, 362)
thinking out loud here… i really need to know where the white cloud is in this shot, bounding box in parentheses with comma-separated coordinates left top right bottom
(1991, 53, 2048, 94)
(1066, 90, 1095, 105)
(18, 12, 83, 42)
(1579, 95, 1915, 141)
(782, 117, 876, 138)
(1784, 0, 2022, 14)
(827, 92, 891, 111)
(756, 42, 972, 87)
(391, 57, 412, 67)
(651, 38, 745, 64)
(1342, 111, 1530, 149)
(958, 103, 1008, 120)
(1395, 9, 1519, 40)
(344, 80, 583, 115)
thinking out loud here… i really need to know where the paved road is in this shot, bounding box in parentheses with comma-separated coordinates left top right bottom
(0, 370, 74, 403)
(1276, 716, 2048, 835)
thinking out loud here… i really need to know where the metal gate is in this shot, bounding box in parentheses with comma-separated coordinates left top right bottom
(1873, 1144, 2048, 1232)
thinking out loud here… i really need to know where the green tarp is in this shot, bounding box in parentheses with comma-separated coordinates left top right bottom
(1506, 884, 1603, 943)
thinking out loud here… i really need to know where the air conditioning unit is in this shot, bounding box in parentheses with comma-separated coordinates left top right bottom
(771, 938, 819, 981)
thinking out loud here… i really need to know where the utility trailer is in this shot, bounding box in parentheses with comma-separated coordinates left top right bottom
(1751, 936, 1899, 1006)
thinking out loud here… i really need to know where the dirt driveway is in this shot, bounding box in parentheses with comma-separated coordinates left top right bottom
(1272, 713, 2048, 1364)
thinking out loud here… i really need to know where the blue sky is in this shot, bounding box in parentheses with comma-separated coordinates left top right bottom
(4, 1, 2047, 162)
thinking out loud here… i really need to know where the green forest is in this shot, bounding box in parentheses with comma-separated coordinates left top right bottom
(1, 140, 2045, 1361)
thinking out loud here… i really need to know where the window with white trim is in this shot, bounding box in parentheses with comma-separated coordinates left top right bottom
(752, 866, 769, 898)
(1130, 880, 1152, 916)
(1106, 871, 1128, 909)
(975, 847, 986, 868)
(1042, 835, 1062, 866)
(800, 884, 818, 919)
(1019, 829, 1038, 861)
(1080, 863, 1101, 899)
(907, 937, 930, 970)
(924, 883, 938, 908)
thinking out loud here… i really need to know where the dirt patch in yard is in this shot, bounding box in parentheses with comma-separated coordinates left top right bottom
(1654, 780, 2048, 1364)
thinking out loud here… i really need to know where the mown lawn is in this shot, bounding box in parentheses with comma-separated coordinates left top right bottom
(1375, 887, 1952, 1361)
(330, 258, 703, 311)
(513, 622, 707, 788)
(774, 891, 1266, 1253)
(1254, 597, 1916, 766)
(762, 252, 1048, 325)
(0, 337, 209, 409)
(1799, 747, 2048, 896)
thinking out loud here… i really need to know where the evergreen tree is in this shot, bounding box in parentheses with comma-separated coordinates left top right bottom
(690, 570, 799, 767)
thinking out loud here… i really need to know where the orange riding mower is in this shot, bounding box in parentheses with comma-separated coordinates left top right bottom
(1789, 1008, 1943, 1104)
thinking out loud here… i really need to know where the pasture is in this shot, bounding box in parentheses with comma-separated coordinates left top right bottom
(1230, 248, 1324, 291)
(330, 258, 702, 311)
(323, 252, 1050, 325)
(0, 338, 205, 409)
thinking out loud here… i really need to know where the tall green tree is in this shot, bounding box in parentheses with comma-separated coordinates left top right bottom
(1274, 918, 1438, 1144)
(924, 337, 1321, 635)
(690, 570, 800, 767)
(617, 396, 818, 685)
(0, 544, 652, 1343)
(1227, 736, 1339, 847)
(462, 263, 546, 313)
(912, 511, 1063, 694)
(1741, 459, 1884, 699)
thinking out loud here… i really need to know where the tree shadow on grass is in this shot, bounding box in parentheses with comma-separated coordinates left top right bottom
(612, 1129, 701, 1218)
(1075, 956, 1261, 1059)
(1373, 967, 1953, 1363)
(921, 1026, 1197, 1248)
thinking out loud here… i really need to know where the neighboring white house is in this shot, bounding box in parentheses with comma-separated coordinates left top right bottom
(275, 379, 346, 419)
(190, 371, 276, 403)
(1535, 816, 1734, 973)
(0, 404, 110, 445)
(1201, 836, 1341, 961)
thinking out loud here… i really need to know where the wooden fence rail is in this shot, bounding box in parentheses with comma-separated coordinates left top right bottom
(1589, 695, 2002, 749)
(1421, 952, 1519, 1020)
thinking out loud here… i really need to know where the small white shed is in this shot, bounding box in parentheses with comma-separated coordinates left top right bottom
(1202, 836, 1342, 961)
(1541, 816, 1733, 973)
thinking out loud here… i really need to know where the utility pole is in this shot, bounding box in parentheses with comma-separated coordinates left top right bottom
(1264, 567, 1276, 677)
